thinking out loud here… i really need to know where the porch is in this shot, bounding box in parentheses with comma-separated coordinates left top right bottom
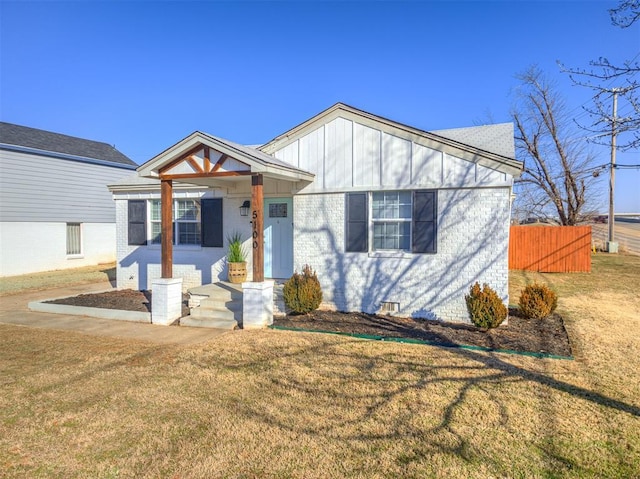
(182, 281, 287, 330)
(133, 131, 313, 327)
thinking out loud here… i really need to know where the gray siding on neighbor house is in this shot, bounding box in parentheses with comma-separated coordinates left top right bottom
(0, 149, 135, 223)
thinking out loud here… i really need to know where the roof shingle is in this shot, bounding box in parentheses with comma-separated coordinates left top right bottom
(0, 122, 136, 166)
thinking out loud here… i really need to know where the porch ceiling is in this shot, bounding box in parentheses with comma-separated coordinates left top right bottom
(137, 131, 315, 184)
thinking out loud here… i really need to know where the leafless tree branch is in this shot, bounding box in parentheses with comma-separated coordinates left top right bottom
(558, 0, 640, 150)
(511, 67, 599, 225)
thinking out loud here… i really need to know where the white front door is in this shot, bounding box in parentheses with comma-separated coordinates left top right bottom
(264, 197, 293, 279)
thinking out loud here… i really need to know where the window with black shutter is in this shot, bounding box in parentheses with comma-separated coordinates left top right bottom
(345, 192, 368, 252)
(412, 190, 437, 254)
(344, 190, 438, 254)
(128, 200, 147, 245)
(201, 198, 223, 247)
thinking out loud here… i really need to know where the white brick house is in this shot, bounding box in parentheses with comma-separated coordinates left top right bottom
(109, 103, 522, 323)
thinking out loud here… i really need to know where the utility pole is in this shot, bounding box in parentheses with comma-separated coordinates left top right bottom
(607, 89, 618, 252)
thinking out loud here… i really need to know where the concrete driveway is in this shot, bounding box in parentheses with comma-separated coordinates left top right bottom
(0, 282, 229, 345)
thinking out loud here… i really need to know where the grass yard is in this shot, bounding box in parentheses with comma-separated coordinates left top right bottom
(1, 254, 639, 478)
(0, 263, 116, 296)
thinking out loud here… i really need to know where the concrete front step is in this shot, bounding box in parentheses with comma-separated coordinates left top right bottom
(187, 282, 243, 328)
(180, 316, 238, 330)
(188, 282, 243, 308)
(199, 298, 243, 312)
(190, 304, 241, 321)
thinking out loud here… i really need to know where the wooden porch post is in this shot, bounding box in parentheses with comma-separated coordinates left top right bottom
(251, 174, 264, 282)
(161, 179, 173, 278)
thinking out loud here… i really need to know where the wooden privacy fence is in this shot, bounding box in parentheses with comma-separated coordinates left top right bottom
(509, 226, 592, 272)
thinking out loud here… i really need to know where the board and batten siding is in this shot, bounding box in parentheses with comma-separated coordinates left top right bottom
(0, 149, 135, 223)
(272, 117, 510, 193)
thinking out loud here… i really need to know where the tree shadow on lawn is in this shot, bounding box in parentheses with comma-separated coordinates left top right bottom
(218, 332, 639, 473)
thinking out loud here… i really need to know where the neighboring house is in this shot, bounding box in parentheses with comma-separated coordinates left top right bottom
(0, 122, 137, 277)
(109, 103, 522, 322)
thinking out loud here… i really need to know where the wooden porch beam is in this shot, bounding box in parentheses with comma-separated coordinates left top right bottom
(161, 179, 173, 278)
(251, 174, 264, 282)
(159, 144, 205, 174)
(186, 156, 205, 174)
(203, 146, 211, 173)
(211, 154, 229, 173)
(160, 171, 252, 180)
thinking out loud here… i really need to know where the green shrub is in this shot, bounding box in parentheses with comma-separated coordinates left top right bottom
(465, 282, 508, 329)
(518, 283, 558, 319)
(283, 265, 323, 314)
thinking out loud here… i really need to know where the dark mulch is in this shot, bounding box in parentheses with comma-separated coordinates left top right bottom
(46, 289, 190, 317)
(46, 290, 572, 357)
(274, 309, 572, 357)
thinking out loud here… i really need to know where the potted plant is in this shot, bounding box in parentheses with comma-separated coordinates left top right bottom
(227, 232, 247, 283)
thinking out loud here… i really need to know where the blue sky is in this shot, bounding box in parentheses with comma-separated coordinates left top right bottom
(1, 0, 638, 212)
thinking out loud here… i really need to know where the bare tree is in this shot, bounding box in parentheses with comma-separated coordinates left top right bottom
(610, 0, 640, 27)
(511, 67, 599, 225)
(559, 0, 639, 151)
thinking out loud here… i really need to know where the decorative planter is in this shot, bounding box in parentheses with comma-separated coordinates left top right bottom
(228, 261, 248, 284)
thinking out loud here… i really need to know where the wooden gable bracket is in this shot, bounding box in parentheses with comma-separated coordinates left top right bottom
(158, 144, 251, 180)
(211, 154, 229, 173)
(203, 146, 211, 173)
(158, 144, 205, 175)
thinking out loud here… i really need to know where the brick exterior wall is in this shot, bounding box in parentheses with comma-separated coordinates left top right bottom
(293, 188, 511, 323)
(115, 195, 253, 292)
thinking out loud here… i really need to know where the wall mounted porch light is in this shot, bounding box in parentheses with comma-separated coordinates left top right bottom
(239, 200, 251, 217)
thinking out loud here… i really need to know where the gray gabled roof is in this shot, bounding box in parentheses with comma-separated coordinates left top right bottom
(430, 123, 515, 159)
(0, 122, 136, 167)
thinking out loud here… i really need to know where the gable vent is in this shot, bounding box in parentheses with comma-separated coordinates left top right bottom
(380, 302, 400, 314)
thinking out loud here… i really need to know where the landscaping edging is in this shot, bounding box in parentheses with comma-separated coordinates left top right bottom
(29, 294, 151, 323)
(269, 325, 574, 360)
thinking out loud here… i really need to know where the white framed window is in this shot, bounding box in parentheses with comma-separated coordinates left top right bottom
(372, 191, 412, 251)
(346, 190, 437, 254)
(149, 199, 201, 245)
(66, 223, 82, 255)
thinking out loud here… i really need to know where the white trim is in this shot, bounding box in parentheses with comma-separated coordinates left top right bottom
(259, 103, 523, 177)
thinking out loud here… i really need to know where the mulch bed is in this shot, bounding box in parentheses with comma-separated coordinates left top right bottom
(274, 309, 572, 357)
(46, 289, 190, 317)
(46, 289, 572, 357)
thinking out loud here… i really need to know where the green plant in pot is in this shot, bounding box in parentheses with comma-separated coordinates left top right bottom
(227, 232, 248, 284)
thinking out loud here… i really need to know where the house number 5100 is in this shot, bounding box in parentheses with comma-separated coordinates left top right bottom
(252, 210, 258, 249)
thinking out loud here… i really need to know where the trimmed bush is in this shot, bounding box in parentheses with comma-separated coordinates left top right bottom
(465, 282, 508, 329)
(518, 283, 558, 319)
(283, 264, 323, 314)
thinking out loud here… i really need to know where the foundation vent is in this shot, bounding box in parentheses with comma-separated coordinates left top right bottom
(380, 302, 400, 314)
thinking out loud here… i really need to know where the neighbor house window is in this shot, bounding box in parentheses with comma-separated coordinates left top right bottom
(150, 199, 201, 245)
(66, 223, 82, 255)
(346, 190, 437, 254)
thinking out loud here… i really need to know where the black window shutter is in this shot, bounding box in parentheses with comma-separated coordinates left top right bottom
(413, 190, 437, 254)
(345, 193, 368, 252)
(201, 198, 223, 247)
(128, 200, 147, 245)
